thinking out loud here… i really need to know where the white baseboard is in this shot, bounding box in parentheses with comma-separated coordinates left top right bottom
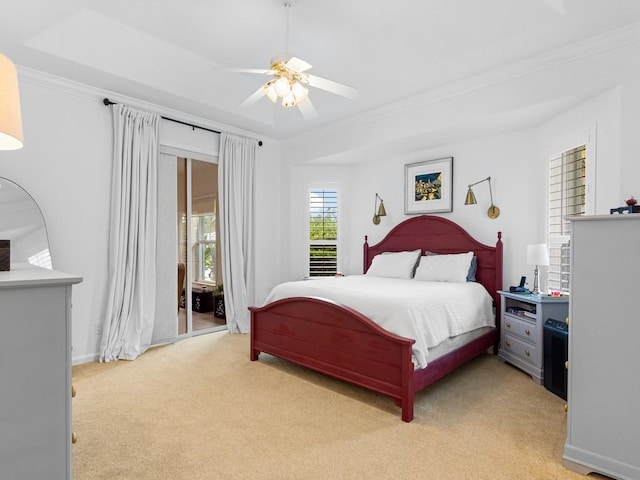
(72, 352, 99, 366)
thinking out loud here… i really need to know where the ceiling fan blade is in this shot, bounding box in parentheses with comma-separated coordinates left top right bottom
(222, 67, 275, 75)
(239, 86, 266, 108)
(306, 74, 358, 99)
(297, 97, 318, 120)
(285, 56, 312, 73)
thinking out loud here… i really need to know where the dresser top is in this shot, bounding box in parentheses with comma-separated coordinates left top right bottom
(0, 265, 82, 288)
(567, 213, 640, 222)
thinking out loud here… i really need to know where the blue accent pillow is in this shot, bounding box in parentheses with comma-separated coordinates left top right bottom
(466, 256, 477, 282)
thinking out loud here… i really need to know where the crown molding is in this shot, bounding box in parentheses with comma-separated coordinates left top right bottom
(16, 67, 278, 147)
(283, 21, 640, 150)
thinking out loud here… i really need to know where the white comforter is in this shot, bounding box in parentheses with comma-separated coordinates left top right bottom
(264, 275, 495, 369)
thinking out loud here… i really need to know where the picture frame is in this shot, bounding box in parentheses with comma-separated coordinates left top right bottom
(404, 157, 453, 214)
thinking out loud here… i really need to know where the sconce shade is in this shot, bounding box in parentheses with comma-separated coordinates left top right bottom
(372, 193, 387, 225)
(377, 200, 387, 217)
(527, 244, 549, 266)
(0, 53, 24, 150)
(464, 188, 477, 205)
(464, 176, 499, 218)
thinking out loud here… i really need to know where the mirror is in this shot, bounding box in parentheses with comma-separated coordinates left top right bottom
(0, 177, 52, 269)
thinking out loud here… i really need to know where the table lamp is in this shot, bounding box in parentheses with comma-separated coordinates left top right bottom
(527, 244, 549, 295)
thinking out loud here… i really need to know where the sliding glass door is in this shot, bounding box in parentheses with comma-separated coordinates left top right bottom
(177, 157, 226, 336)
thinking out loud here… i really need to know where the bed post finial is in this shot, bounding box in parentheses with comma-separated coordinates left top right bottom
(363, 235, 370, 274)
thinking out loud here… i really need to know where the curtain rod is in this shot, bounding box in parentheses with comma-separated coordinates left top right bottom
(102, 98, 263, 147)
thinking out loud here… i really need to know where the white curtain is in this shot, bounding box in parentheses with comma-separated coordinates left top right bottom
(219, 133, 258, 333)
(100, 104, 160, 361)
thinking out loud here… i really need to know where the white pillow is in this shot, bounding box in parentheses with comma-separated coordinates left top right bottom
(413, 251, 474, 283)
(366, 250, 421, 279)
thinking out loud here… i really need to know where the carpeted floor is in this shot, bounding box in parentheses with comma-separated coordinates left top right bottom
(72, 332, 606, 480)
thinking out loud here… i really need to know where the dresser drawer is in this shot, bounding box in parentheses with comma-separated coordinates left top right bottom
(502, 333, 540, 366)
(503, 314, 537, 344)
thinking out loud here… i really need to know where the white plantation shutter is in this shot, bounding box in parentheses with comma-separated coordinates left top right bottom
(548, 144, 586, 293)
(309, 188, 338, 277)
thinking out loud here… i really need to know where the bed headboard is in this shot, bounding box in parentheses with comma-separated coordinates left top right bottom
(363, 215, 503, 313)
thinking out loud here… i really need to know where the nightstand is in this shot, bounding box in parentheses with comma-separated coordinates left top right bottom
(498, 290, 569, 384)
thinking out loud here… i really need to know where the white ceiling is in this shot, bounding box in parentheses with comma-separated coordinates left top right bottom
(2, 0, 640, 142)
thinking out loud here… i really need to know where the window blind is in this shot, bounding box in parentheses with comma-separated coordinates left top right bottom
(548, 144, 586, 293)
(309, 188, 338, 277)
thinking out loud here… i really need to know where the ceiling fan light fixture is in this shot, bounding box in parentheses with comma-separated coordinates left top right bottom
(263, 81, 278, 103)
(282, 91, 296, 107)
(291, 81, 308, 102)
(275, 76, 291, 97)
(233, 1, 358, 118)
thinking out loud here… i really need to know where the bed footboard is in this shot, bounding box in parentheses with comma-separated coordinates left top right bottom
(249, 296, 417, 422)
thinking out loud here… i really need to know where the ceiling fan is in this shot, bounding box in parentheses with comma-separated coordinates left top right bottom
(230, 1, 358, 119)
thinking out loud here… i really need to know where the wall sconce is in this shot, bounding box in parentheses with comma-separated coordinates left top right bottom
(464, 176, 500, 219)
(372, 193, 386, 225)
(0, 53, 24, 150)
(527, 244, 549, 295)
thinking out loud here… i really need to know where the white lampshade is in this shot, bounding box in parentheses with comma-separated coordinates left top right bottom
(282, 91, 296, 107)
(291, 81, 308, 103)
(263, 81, 278, 103)
(527, 244, 549, 266)
(0, 53, 24, 150)
(274, 76, 291, 97)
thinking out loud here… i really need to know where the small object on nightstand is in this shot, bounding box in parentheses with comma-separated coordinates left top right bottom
(510, 275, 530, 293)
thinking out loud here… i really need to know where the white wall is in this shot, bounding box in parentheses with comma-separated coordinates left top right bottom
(0, 78, 112, 363)
(279, 38, 639, 295)
(4, 34, 639, 362)
(1, 71, 282, 364)
(282, 88, 626, 292)
(283, 128, 544, 289)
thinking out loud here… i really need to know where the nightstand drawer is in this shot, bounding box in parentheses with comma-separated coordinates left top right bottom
(503, 314, 537, 343)
(503, 333, 539, 366)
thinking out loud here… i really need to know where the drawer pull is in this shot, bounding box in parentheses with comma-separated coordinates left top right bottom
(72, 385, 77, 398)
(506, 322, 511, 329)
(565, 361, 569, 369)
(525, 350, 530, 357)
(565, 317, 570, 325)
(72, 432, 78, 444)
(505, 341, 511, 347)
(524, 329, 530, 335)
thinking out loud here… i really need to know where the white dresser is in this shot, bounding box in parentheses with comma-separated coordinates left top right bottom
(563, 215, 640, 480)
(0, 267, 82, 480)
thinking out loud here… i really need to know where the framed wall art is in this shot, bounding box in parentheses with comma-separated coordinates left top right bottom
(404, 157, 453, 214)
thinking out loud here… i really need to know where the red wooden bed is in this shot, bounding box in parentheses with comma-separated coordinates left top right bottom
(249, 215, 503, 422)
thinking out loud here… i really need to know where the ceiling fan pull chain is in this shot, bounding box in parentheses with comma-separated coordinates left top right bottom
(284, 1, 292, 54)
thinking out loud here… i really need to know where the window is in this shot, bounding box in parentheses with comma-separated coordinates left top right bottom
(192, 211, 216, 285)
(308, 188, 338, 277)
(547, 144, 586, 293)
